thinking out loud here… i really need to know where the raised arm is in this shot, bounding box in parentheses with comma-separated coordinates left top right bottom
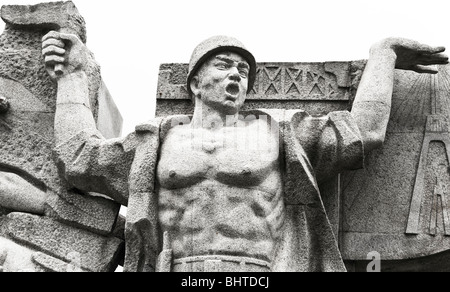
(42, 31, 96, 145)
(42, 31, 134, 206)
(351, 38, 448, 153)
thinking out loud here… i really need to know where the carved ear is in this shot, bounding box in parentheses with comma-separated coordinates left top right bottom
(190, 76, 200, 98)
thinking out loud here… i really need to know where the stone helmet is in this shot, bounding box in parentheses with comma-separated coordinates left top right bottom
(187, 35, 257, 97)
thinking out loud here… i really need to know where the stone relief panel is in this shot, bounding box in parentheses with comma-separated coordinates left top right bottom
(341, 64, 450, 266)
(158, 62, 357, 100)
(247, 62, 352, 100)
(156, 61, 366, 117)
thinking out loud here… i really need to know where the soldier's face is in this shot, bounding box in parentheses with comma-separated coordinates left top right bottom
(193, 52, 249, 115)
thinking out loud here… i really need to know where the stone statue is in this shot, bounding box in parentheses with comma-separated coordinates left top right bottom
(41, 31, 449, 272)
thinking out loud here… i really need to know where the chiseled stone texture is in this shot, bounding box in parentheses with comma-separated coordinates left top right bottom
(1, 1, 87, 43)
(1, 213, 123, 272)
(32, 252, 88, 272)
(45, 190, 121, 235)
(156, 61, 366, 117)
(0, 236, 39, 272)
(156, 99, 354, 118)
(0, 1, 122, 232)
(157, 59, 450, 270)
(340, 64, 450, 265)
(155, 60, 367, 255)
(0, 1, 124, 272)
(346, 249, 450, 272)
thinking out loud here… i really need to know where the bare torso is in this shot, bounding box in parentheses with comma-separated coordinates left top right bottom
(156, 119, 284, 262)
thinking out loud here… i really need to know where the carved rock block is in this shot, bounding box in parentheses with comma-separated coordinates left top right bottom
(0, 1, 122, 230)
(0, 1, 124, 272)
(1, 1, 87, 43)
(341, 64, 450, 269)
(1, 213, 123, 272)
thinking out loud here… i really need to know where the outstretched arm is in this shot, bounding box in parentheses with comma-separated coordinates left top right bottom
(351, 38, 448, 153)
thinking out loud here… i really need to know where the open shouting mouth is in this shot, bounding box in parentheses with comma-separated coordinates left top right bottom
(226, 83, 240, 97)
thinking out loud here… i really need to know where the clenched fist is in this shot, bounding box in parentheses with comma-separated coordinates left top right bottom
(42, 31, 89, 80)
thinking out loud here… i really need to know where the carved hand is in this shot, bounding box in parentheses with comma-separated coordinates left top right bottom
(42, 31, 89, 80)
(371, 37, 449, 74)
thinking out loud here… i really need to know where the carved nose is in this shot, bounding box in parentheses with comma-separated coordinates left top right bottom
(228, 68, 241, 82)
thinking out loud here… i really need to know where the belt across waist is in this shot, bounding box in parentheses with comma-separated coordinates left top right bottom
(172, 255, 271, 272)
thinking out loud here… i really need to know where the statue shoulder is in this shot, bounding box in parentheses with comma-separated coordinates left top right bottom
(134, 115, 193, 139)
(134, 117, 164, 134)
(246, 108, 308, 124)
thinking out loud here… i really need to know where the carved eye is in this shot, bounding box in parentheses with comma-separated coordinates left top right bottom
(216, 63, 230, 70)
(239, 69, 248, 79)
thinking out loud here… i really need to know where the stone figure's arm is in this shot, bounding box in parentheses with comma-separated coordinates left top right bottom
(42, 31, 96, 145)
(351, 38, 448, 153)
(289, 110, 364, 183)
(0, 171, 47, 215)
(42, 31, 133, 206)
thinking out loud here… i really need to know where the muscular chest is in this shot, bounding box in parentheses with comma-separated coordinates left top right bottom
(156, 124, 280, 189)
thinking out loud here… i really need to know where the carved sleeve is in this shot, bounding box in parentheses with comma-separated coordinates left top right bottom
(54, 129, 138, 206)
(291, 110, 364, 183)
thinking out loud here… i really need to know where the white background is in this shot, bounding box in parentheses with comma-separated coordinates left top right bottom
(1, 0, 449, 135)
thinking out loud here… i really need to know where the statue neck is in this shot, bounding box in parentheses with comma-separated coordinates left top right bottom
(191, 102, 239, 130)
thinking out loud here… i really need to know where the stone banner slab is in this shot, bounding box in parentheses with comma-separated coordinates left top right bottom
(156, 61, 366, 117)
